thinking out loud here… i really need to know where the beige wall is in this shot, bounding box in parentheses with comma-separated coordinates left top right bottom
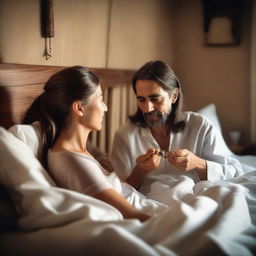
(0, 0, 253, 144)
(251, 0, 256, 143)
(171, 0, 252, 144)
(107, 0, 174, 69)
(0, 0, 109, 67)
(0, 0, 174, 68)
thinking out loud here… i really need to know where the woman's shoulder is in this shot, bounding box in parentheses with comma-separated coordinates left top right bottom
(48, 150, 103, 169)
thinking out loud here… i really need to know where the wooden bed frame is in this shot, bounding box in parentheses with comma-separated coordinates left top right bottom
(0, 63, 135, 129)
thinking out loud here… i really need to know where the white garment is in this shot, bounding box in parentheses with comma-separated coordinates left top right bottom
(48, 150, 168, 216)
(48, 150, 115, 195)
(111, 112, 243, 197)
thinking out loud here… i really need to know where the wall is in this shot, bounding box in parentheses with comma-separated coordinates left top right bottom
(0, 0, 174, 69)
(251, 0, 256, 143)
(107, 0, 174, 69)
(0, 0, 109, 67)
(171, 0, 252, 144)
(0, 0, 252, 144)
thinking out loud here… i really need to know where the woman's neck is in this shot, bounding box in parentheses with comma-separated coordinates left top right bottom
(52, 124, 90, 153)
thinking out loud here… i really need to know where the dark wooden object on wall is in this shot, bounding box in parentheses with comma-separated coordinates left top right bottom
(41, 0, 54, 38)
(0, 63, 134, 128)
(41, 0, 55, 59)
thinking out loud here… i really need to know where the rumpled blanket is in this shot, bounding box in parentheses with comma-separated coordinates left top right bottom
(0, 126, 256, 256)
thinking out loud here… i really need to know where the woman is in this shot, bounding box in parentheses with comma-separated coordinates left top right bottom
(23, 66, 167, 222)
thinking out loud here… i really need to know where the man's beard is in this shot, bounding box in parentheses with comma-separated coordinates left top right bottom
(143, 109, 170, 127)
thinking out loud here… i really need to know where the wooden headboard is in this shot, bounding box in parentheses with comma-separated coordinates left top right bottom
(0, 63, 135, 129)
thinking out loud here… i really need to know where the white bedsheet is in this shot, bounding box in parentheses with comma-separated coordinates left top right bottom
(234, 154, 256, 174)
(0, 125, 255, 255)
(1, 171, 256, 256)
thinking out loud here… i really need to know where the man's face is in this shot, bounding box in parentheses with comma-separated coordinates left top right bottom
(135, 80, 176, 127)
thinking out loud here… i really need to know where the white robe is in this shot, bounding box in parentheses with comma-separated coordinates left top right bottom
(111, 111, 243, 203)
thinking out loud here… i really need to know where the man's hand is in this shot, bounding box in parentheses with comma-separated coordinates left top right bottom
(136, 148, 161, 173)
(167, 149, 207, 179)
(126, 148, 161, 189)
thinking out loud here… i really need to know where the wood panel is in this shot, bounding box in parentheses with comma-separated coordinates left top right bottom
(0, 63, 134, 128)
(0, 64, 135, 87)
(0, 84, 44, 127)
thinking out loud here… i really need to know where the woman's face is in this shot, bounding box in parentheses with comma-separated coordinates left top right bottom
(82, 85, 108, 131)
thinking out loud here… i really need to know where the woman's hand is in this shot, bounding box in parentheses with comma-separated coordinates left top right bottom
(167, 149, 207, 180)
(94, 188, 150, 222)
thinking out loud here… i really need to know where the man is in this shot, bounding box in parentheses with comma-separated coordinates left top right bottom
(111, 60, 242, 199)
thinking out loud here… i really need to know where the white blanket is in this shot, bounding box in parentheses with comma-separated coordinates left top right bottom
(0, 127, 256, 255)
(1, 173, 256, 256)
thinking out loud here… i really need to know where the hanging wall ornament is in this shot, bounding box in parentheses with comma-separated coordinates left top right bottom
(41, 0, 54, 60)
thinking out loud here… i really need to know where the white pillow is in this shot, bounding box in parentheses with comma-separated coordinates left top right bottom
(8, 122, 41, 158)
(0, 127, 121, 231)
(198, 104, 233, 155)
(198, 104, 222, 133)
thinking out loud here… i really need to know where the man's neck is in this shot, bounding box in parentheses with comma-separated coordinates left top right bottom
(150, 125, 170, 151)
(150, 125, 169, 136)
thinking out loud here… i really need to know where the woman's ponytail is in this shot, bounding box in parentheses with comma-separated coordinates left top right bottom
(23, 92, 56, 167)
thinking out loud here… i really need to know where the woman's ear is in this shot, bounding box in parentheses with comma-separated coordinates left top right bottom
(72, 101, 84, 117)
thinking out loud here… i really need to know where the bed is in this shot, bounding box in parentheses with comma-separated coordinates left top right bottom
(0, 63, 256, 256)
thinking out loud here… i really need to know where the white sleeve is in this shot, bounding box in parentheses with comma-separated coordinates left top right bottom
(202, 126, 243, 181)
(111, 131, 134, 179)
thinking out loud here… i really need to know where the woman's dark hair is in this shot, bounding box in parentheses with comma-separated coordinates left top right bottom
(129, 60, 185, 132)
(22, 66, 99, 167)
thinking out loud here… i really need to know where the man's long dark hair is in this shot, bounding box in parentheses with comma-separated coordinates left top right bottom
(129, 60, 185, 132)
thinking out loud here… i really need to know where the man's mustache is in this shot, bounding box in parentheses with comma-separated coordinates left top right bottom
(143, 110, 163, 117)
